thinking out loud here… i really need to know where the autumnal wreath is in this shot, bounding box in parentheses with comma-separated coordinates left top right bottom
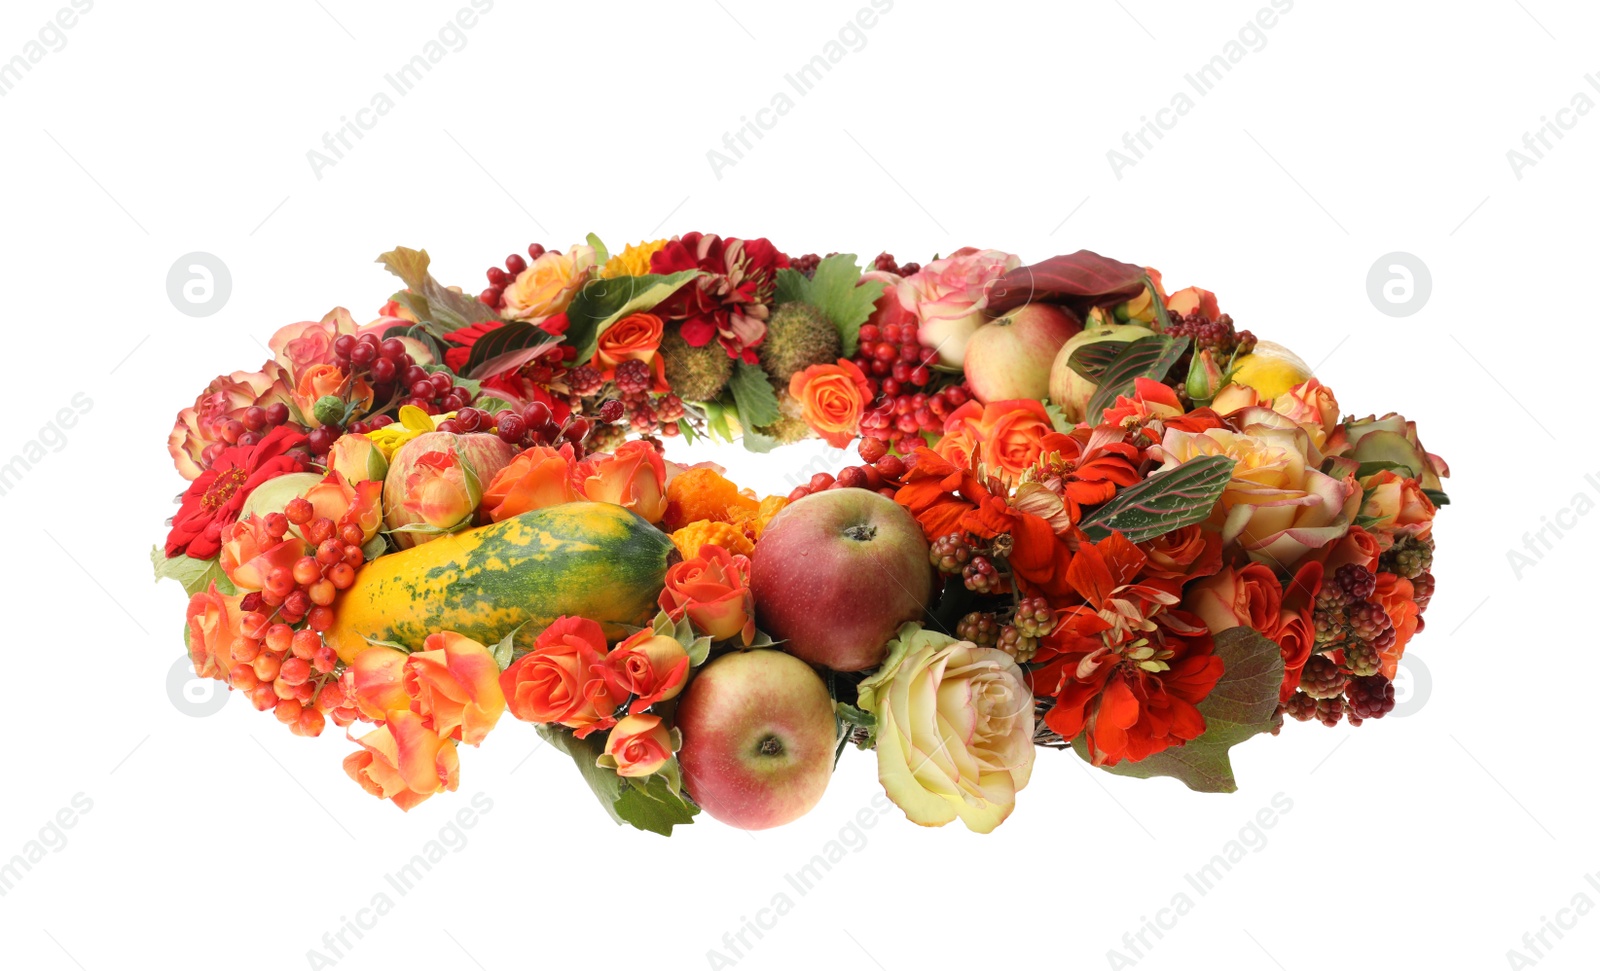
(155, 236, 1448, 834)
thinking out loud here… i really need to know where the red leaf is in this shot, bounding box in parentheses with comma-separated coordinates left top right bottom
(986, 250, 1148, 317)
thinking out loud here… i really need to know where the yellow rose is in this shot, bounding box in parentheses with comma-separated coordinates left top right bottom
(501, 244, 596, 322)
(1157, 411, 1361, 570)
(856, 624, 1034, 834)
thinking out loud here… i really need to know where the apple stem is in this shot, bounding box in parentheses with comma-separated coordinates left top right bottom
(843, 524, 878, 542)
(758, 735, 785, 757)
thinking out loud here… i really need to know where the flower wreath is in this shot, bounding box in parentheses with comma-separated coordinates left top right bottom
(154, 236, 1448, 835)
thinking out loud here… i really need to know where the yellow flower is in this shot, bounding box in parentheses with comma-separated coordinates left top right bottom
(669, 520, 753, 558)
(602, 239, 668, 279)
(367, 406, 451, 461)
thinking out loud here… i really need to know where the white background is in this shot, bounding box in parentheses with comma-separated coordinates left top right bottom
(0, 1, 1588, 969)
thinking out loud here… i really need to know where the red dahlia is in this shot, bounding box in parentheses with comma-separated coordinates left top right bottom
(648, 232, 788, 365)
(166, 425, 308, 559)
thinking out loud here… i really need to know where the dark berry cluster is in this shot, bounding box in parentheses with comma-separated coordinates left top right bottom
(1163, 311, 1257, 361)
(481, 244, 547, 310)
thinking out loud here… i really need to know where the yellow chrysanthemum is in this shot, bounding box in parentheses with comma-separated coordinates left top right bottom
(602, 239, 669, 279)
(366, 405, 452, 460)
(727, 495, 789, 541)
(670, 520, 754, 559)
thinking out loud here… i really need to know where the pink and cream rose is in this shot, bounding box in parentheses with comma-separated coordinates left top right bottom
(896, 247, 1020, 368)
(501, 245, 597, 323)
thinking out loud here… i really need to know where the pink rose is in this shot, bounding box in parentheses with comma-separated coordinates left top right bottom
(896, 248, 1020, 368)
(168, 364, 293, 480)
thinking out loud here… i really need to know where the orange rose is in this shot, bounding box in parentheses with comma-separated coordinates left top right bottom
(578, 441, 668, 524)
(404, 632, 506, 746)
(790, 359, 872, 448)
(480, 444, 581, 522)
(605, 631, 690, 714)
(291, 364, 372, 430)
(1184, 563, 1284, 638)
(1271, 379, 1340, 450)
(659, 543, 756, 644)
(939, 399, 1053, 480)
(168, 363, 293, 480)
(1317, 525, 1381, 575)
(268, 311, 356, 383)
(1166, 286, 1220, 318)
(1373, 573, 1420, 679)
(1275, 561, 1324, 701)
(499, 616, 626, 738)
(343, 710, 460, 812)
(350, 646, 410, 721)
(600, 714, 675, 779)
(185, 582, 242, 682)
(1139, 525, 1221, 583)
(1360, 470, 1436, 545)
(304, 471, 384, 542)
(218, 515, 309, 592)
(501, 245, 597, 323)
(595, 312, 665, 379)
(399, 448, 481, 532)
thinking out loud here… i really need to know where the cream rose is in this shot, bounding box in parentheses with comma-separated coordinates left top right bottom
(501, 244, 597, 323)
(896, 247, 1020, 368)
(856, 623, 1034, 834)
(1157, 411, 1360, 571)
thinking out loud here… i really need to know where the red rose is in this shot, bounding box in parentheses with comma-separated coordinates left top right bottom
(165, 426, 308, 559)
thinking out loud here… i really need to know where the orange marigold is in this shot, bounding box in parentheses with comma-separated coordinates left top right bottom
(670, 520, 754, 558)
(664, 468, 759, 531)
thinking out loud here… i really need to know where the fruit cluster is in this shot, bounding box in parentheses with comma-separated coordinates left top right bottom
(1283, 562, 1422, 727)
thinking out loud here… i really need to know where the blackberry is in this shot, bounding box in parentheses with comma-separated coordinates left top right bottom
(1316, 586, 1351, 612)
(1380, 536, 1434, 580)
(1342, 641, 1382, 678)
(1412, 571, 1436, 612)
(1346, 601, 1392, 642)
(1284, 691, 1319, 722)
(998, 625, 1038, 663)
(1346, 676, 1395, 722)
(929, 533, 975, 575)
(1013, 597, 1057, 639)
(614, 359, 653, 395)
(1314, 696, 1345, 727)
(566, 365, 604, 396)
(1314, 607, 1347, 648)
(956, 611, 1000, 648)
(597, 398, 627, 424)
(656, 394, 685, 422)
(791, 253, 822, 278)
(1333, 563, 1378, 603)
(1300, 654, 1349, 700)
(963, 556, 1002, 594)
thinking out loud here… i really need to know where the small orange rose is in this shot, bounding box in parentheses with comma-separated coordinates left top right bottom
(601, 714, 675, 779)
(595, 312, 665, 379)
(499, 616, 626, 738)
(185, 582, 242, 682)
(939, 399, 1052, 480)
(219, 514, 309, 592)
(304, 470, 384, 542)
(343, 710, 460, 812)
(350, 646, 411, 722)
(578, 441, 668, 524)
(404, 632, 506, 746)
(605, 631, 690, 714)
(790, 358, 872, 448)
(480, 444, 581, 522)
(659, 544, 756, 644)
(399, 448, 481, 531)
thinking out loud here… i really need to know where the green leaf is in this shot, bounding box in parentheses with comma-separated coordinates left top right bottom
(773, 255, 884, 357)
(586, 233, 610, 266)
(489, 624, 525, 672)
(564, 271, 702, 363)
(686, 635, 713, 667)
(1084, 335, 1191, 423)
(677, 418, 697, 444)
(1067, 341, 1128, 381)
(376, 247, 500, 333)
(727, 361, 781, 429)
(1079, 455, 1235, 544)
(476, 395, 519, 415)
(1143, 274, 1172, 332)
(1423, 488, 1450, 507)
(460, 322, 564, 382)
(1074, 627, 1283, 793)
(1043, 399, 1074, 434)
(151, 547, 237, 597)
(537, 726, 698, 836)
(360, 534, 389, 562)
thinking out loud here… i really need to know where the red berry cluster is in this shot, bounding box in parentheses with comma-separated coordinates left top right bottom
(481, 244, 547, 310)
(492, 398, 626, 454)
(1162, 311, 1257, 361)
(200, 401, 295, 467)
(785, 452, 908, 503)
(1285, 563, 1422, 728)
(870, 252, 922, 277)
(852, 321, 972, 456)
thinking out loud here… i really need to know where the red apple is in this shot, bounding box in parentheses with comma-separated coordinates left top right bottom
(751, 489, 933, 672)
(676, 650, 836, 830)
(963, 303, 1083, 403)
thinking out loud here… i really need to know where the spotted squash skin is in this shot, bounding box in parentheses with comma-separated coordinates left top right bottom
(324, 502, 678, 663)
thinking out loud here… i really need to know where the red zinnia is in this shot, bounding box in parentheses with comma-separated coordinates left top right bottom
(165, 426, 308, 559)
